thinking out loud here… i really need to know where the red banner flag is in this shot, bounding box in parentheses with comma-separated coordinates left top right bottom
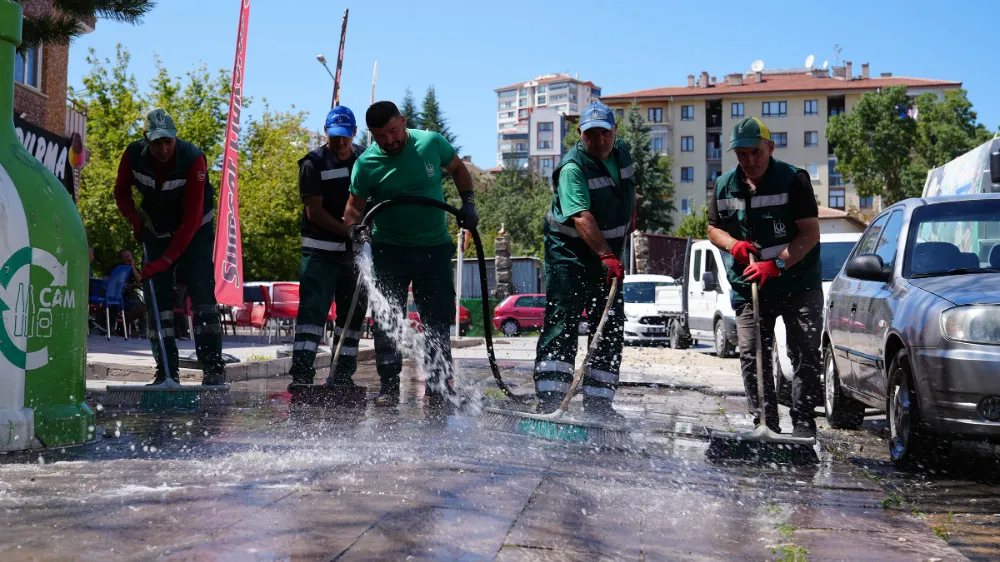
(214, 0, 250, 306)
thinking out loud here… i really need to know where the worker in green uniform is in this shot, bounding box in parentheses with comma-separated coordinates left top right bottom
(533, 102, 635, 420)
(344, 101, 476, 407)
(707, 116, 822, 438)
(113, 108, 226, 386)
(287, 106, 368, 388)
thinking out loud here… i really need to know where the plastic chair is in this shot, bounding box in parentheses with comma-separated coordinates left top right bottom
(325, 301, 337, 343)
(99, 266, 134, 341)
(243, 285, 271, 340)
(269, 282, 300, 343)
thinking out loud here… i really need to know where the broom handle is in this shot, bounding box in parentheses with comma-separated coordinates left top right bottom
(142, 242, 172, 377)
(330, 270, 364, 373)
(559, 276, 619, 411)
(749, 254, 766, 422)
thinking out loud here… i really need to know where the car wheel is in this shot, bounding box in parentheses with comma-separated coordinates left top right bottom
(500, 319, 520, 337)
(887, 349, 949, 469)
(669, 319, 690, 350)
(774, 346, 791, 407)
(715, 319, 733, 359)
(824, 344, 864, 429)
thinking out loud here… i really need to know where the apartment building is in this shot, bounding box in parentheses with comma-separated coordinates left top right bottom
(494, 74, 601, 174)
(601, 63, 960, 226)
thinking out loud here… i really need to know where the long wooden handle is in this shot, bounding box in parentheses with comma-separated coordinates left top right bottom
(749, 254, 765, 419)
(560, 277, 620, 411)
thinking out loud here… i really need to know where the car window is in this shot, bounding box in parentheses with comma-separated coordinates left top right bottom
(705, 250, 719, 277)
(906, 199, 1000, 277)
(820, 241, 857, 281)
(873, 211, 904, 268)
(515, 296, 534, 307)
(693, 250, 702, 282)
(855, 213, 890, 257)
(534, 296, 547, 308)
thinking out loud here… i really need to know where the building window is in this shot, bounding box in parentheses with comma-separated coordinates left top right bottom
(518, 98, 527, 108)
(681, 105, 694, 121)
(762, 101, 787, 117)
(806, 163, 819, 179)
(680, 198, 694, 215)
(537, 85, 547, 94)
(651, 137, 664, 152)
(499, 101, 514, 109)
(648, 107, 663, 123)
(537, 95, 546, 105)
(772, 132, 787, 148)
(804, 131, 819, 147)
(549, 82, 568, 91)
(550, 93, 568, 102)
(859, 196, 873, 209)
(499, 89, 517, 99)
(681, 136, 694, 152)
(515, 143, 527, 152)
(615, 109, 624, 120)
(538, 140, 553, 149)
(518, 109, 529, 118)
(538, 122, 553, 132)
(14, 46, 41, 89)
(804, 99, 819, 116)
(500, 111, 515, 119)
(519, 88, 528, 96)
(731, 102, 744, 118)
(681, 167, 694, 182)
(829, 188, 846, 210)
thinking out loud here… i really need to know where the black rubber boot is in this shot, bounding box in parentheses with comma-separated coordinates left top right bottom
(375, 376, 400, 407)
(536, 391, 564, 414)
(201, 370, 227, 387)
(753, 416, 782, 434)
(584, 397, 626, 423)
(148, 371, 179, 386)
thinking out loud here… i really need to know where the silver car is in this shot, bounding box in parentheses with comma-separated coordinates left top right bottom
(823, 194, 1000, 468)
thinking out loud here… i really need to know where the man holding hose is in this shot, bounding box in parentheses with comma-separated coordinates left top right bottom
(533, 102, 635, 420)
(706, 116, 822, 438)
(344, 101, 476, 407)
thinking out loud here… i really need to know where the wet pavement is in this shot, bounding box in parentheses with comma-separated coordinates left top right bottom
(0, 360, 975, 561)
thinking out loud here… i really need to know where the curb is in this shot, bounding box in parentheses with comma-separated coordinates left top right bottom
(86, 338, 485, 383)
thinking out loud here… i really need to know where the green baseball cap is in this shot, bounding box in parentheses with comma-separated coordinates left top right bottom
(729, 116, 771, 150)
(145, 108, 177, 141)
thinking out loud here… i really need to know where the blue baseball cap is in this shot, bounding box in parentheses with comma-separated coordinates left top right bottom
(579, 102, 615, 132)
(325, 106, 356, 138)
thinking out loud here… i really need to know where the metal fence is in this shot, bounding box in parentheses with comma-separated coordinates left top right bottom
(453, 256, 544, 298)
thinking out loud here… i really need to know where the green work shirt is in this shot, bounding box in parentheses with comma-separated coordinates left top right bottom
(350, 129, 457, 246)
(557, 159, 621, 218)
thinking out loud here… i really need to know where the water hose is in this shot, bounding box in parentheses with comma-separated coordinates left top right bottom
(359, 195, 527, 403)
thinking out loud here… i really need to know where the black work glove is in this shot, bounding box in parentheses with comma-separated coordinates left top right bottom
(457, 190, 478, 229)
(347, 224, 372, 248)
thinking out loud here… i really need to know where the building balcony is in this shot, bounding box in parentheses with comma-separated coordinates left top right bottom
(706, 147, 722, 161)
(706, 114, 723, 130)
(829, 174, 845, 187)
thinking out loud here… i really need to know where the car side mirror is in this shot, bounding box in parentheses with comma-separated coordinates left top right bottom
(991, 149, 1000, 184)
(702, 271, 718, 292)
(845, 254, 890, 283)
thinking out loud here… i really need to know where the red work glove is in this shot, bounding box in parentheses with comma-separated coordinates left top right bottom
(141, 257, 172, 280)
(743, 260, 781, 288)
(729, 240, 760, 265)
(600, 253, 625, 285)
(128, 215, 143, 242)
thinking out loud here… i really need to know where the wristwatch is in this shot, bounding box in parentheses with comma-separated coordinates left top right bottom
(774, 258, 786, 272)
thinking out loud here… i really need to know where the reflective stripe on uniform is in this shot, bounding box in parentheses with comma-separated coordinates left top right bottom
(296, 324, 325, 336)
(132, 170, 155, 186)
(335, 327, 363, 340)
(535, 360, 574, 374)
(760, 243, 789, 260)
(537, 380, 572, 393)
(620, 165, 634, 179)
(751, 193, 789, 208)
(546, 213, 628, 240)
(161, 179, 187, 191)
(585, 368, 617, 384)
(302, 238, 347, 252)
(716, 199, 745, 211)
(339, 346, 358, 357)
(320, 168, 350, 180)
(583, 385, 615, 399)
(160, 311, 175, 321)
(377, 354, 401, 366)
(293, 341, 319, 352)
(202, 210, 214, 226)
(587, 177, 615, 190)
(150, 327, 175, 339)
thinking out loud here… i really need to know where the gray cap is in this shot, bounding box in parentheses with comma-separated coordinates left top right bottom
(145, 108, 177, 141)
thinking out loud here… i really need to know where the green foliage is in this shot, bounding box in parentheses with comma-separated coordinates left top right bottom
(238, 103, 310, 281)
(563, 120, 580, 151)
(400, 87, 421, 130)
(618, 101, 675, 233)
(474, 168, 551, 258)
(18, 0, 154, 52)
(420, 86, 460, 152)
(675, 205, 708, 239)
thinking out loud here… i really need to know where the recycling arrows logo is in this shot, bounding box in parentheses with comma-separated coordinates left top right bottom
(0, 247, 68, 370)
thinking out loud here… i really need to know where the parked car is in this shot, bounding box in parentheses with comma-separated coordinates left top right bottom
(493, 294, 545, 336)
(773, 232, 862, 405)
(823, 194, 1000, 467)
(623, 274, 677, 345)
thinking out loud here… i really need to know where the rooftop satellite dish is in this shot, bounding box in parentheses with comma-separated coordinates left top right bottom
(751, 60, 764, 73)
(823, 60, 829, 69)
(805, 54, 815, 68)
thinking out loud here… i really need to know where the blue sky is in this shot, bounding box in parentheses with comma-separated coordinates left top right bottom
(68, 0, 1000, 167)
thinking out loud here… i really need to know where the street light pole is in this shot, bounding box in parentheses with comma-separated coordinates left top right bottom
(316, 54, 336, 109)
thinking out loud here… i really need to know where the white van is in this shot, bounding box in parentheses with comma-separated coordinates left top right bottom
(623, 274, 677, 345)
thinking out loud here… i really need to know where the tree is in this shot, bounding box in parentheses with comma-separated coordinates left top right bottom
(400, 87, 421, 130)
(18, 0, 154, 53)
(826, 85, 917, 204)
(618, 101, 675, 233)
(675, 206, 708, 239)
(238, 103, 310, 281)
(563, 118, 580, 151)
(420, 86, 460, 152)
